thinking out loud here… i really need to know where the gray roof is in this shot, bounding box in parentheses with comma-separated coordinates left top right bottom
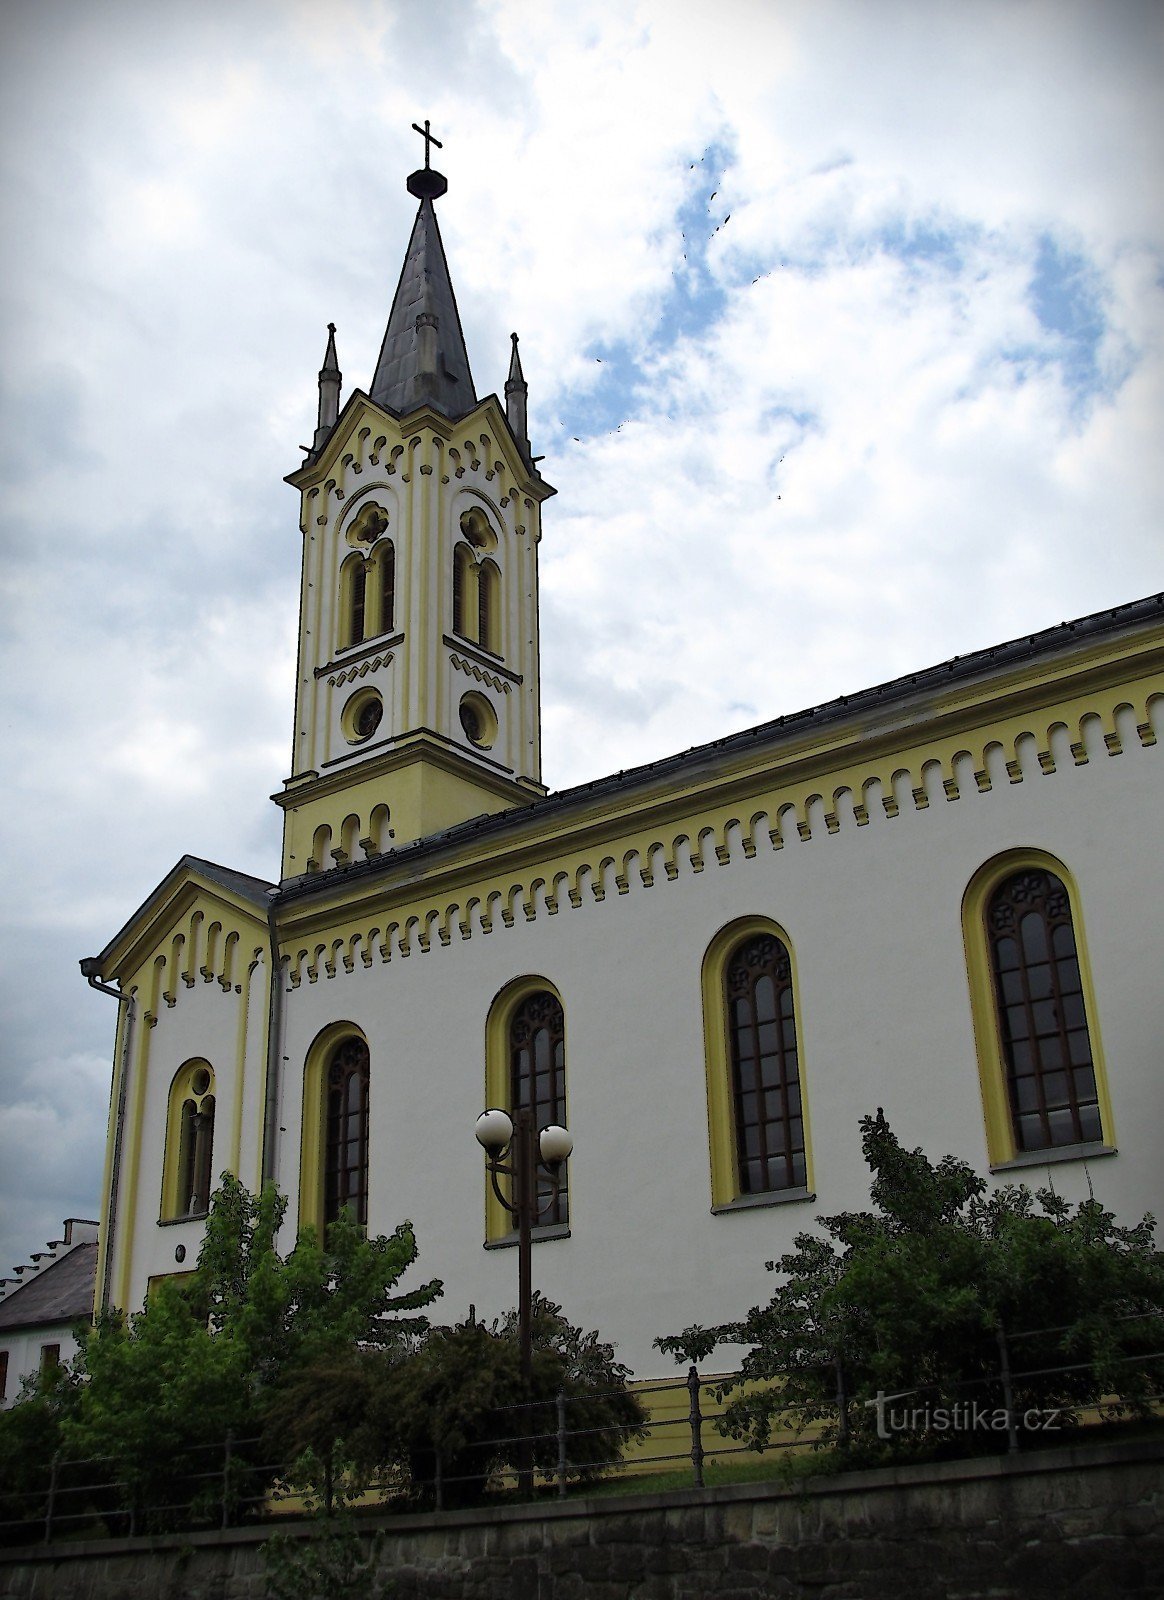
(368, 197, 476, 419)
(84, 854, 276, 978)
(0, 1244, 97, 1332)
(183, 855, 277, 908)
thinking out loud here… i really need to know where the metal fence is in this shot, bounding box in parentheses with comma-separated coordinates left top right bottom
(2, 1313, 1161, 1546)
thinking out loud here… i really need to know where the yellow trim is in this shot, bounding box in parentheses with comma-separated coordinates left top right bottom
(961, 848, 1114, 1167)
(298, 1021, 368, 1239)
(229, 963, 253, 1179)
(700, 916, 814, 1209)
(160, 1059, 216, 1220)
(93, 999, 130, 1317)
(483, 976, 567, 1243)
(271, 665, 1162, 958)
(116, 973, 156, 1310)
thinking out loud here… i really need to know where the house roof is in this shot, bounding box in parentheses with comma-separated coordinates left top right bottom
(0, 1244, 97, 1333)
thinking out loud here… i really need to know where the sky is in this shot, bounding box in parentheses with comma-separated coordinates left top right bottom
(0, 0, 1161, 1282)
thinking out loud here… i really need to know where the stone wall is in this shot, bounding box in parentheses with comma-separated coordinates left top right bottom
(1, 1440, 1160, 1600)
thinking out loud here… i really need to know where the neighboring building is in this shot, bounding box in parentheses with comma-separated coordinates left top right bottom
(0, 1220, 98, 1407)
(82, 150, 1164, 1379)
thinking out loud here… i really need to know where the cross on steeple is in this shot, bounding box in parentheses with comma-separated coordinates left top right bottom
(412, 119, 443, 170)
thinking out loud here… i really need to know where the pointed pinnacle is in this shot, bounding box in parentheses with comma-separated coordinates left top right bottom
(506, 331, 526, 391)
(320, 322, 340, 377)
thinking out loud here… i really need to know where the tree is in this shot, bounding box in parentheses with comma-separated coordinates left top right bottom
(361, 1294, 648, 1506)
(64, 1176, 440, 1528)
(657, 1111, 1164, 1459)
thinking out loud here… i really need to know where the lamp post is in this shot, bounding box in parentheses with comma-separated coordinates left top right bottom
(475, 1106, 573, 1490)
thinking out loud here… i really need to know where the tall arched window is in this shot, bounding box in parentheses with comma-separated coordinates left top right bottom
(701, 918, 813, 1210)
(324, 1037, 370, 1227)
(452, 542, 474, 639)
(349, 562, 366, 647)
(985, 868, 1101, 1152)
(162, 1061, 216, 1220)
(478, 558, 500, 654)
(509, 990, 568, 1228)
(725, 933, 806, 1194)
(374, 541, 395, 635)
(484, 979, 569, 1241)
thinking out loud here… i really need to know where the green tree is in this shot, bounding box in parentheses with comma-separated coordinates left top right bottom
(657, 1111, 1164, 1459)
(64, 1176, 440, 1528)
(336, 1294, 649, 1507)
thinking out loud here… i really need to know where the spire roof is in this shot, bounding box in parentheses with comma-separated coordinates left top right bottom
(368, 187, 477, 420)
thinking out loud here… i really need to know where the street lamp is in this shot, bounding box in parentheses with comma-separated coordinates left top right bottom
(475, 1105, 573, 1488)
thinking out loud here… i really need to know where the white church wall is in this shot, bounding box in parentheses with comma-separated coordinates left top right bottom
(270, 722, 1161, 1377)
(118, 971, 265, 1310)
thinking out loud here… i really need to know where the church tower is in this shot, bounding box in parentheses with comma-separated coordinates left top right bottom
(277, 133, 554, 879)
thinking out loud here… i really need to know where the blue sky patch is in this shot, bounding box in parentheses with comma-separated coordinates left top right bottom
(556, 141, 736, 441)
(1027, 234, 1106, 400)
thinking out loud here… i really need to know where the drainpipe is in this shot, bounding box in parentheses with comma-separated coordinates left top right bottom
(261, 893, 284, 1189)
(79, 959, 135, 1316)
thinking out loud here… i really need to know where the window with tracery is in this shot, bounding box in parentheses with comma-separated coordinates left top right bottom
(509, 990, 568, 1227)
(726, 934, 806, 1193)
(986, 869, 1101, 1152)
(163, 1061, 216, 1220)
(324, 1037, 370, 1227)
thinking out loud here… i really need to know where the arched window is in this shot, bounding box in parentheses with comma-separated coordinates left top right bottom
(340, 553, 368, 650)
(324, 1036, 370, 1227)
(373, 541, 395, 635)
(162, 1061, 216, 1220)
(452, 542, 474, 639)
(350, 562, 366, 647)
(985, 868, 1102, 1153)
(509, 990, 568, 1228)
(701, 918, 813, 1210)
(484, 979, 569, 1241)
(478, 558, 500, 654)
(725, 934, 806, 1195)
(963, 851, 1112, 1167)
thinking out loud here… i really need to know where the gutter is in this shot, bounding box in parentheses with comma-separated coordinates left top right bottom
(261, 893, 283, 1189)
(79, 960, 134, 1316)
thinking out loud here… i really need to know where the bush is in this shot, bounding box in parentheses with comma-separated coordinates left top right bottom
(657, 1111, 1164, 1460)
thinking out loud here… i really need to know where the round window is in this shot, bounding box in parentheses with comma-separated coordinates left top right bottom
(343, 690, 384, 744)
(458, 692, 497, 750)
(355, 698, 383, 739)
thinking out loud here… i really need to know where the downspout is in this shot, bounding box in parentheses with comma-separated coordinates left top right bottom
(80, 959, 135, 1316)
(261, 893, 284, 1188)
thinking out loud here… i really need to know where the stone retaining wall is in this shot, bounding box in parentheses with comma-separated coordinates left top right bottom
(1, 1440, 1161, 1600)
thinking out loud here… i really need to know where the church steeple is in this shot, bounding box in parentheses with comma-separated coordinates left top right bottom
(278, 131, 555, 881)
(368, 139, 476, 419)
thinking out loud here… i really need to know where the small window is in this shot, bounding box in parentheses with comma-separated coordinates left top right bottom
(324, 1037, 370, 1228)
(0, 1350, 8, 1401)
(986, 868, 1102, 1152)
(40, 1344, 61, 1378)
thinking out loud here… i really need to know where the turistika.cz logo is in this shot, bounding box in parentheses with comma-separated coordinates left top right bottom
(864, 1390, 1062, 1440)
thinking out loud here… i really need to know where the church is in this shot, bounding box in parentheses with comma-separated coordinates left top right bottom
(82, 142, 1164, 1382)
